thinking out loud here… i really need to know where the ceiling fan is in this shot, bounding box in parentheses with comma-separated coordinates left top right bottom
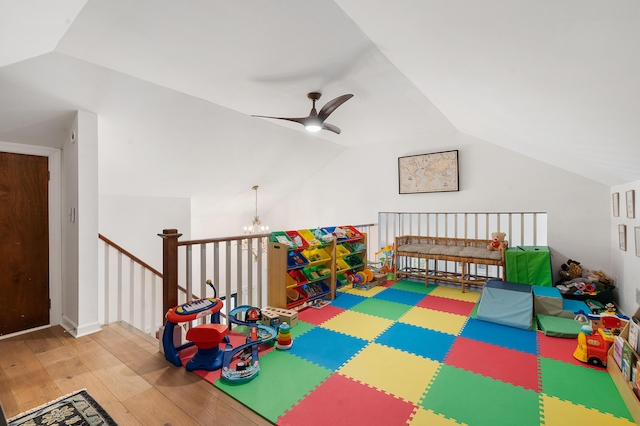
(252, 92, 353, 134)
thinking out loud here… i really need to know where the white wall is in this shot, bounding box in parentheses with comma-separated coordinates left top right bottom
(611, 180, 640, 316)
(60, 110, 101, 337)
(99, 194, 191, 271)
(269, 130, 611, 284)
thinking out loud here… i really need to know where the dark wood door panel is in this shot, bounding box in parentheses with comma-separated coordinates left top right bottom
(0, 152, 49, 335)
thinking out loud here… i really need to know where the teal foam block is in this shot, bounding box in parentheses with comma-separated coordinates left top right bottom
(477, 281, 533, 330)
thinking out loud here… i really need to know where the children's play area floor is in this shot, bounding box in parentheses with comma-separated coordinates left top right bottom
(179, 280, 635, 425)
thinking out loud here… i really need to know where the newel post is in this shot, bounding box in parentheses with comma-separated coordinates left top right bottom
(159, 229, 182, 324)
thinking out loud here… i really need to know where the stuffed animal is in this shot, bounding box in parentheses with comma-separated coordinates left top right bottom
(487, 232, 507, 251)
(559, 259, 582, 281)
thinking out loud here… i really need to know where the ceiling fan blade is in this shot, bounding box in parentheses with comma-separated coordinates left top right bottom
(318, 94, 353, 122)
(321, 122, 341, 134)
(251, 115, 307, 125)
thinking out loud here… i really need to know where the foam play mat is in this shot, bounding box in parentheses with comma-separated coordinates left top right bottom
(180, 280, 635, 425)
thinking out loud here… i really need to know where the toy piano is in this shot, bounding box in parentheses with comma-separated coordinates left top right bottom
(163, 297, 223, 367)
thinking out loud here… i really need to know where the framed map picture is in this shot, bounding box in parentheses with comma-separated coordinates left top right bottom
(398, 150, 459, 194)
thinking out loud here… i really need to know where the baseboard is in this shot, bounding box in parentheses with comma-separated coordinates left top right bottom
(76, 321, 102, 337)
(60, 315, 79, 337)
(0, 324, 51, 341)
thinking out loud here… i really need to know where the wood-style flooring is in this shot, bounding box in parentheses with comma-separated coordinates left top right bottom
(0, 323, 272, 425)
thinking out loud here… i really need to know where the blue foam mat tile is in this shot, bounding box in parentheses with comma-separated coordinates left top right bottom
(375, 322, 456, 362)
(288, 326, 368, 370)
(373, 288, 427, 306)
(460, 318, 538, 355)
(331, 292, 368, 310)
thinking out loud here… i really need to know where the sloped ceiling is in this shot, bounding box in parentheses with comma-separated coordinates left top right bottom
(1, 0, 639, 214)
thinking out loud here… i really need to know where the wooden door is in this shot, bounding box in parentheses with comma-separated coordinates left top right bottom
(0, 152, 49, 336)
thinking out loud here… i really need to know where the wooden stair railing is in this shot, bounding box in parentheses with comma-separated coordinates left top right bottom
(99, 233, 199, 336)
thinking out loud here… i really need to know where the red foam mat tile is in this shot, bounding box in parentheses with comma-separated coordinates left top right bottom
(537, 332, 603, 370)
(445, 337, 540, 391)
(277, 373, 415, 426)
(297, 305, 345, 325)
(417, 295, 476, 316)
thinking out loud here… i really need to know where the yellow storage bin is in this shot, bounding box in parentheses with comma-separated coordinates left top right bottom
(302, 247, 331, 265)
(336, 244, 350, 257)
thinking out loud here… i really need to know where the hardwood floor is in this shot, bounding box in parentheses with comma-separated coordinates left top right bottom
(0, 323, 272, 425)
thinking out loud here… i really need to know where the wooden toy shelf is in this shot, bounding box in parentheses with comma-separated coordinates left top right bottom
(267, 226, 367, 309)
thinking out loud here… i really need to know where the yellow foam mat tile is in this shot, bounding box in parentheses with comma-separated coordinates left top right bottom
(400, 306, 467, 335)
(409, 408, 467, 426)
(322, 310, 394, 341)
(339, 343, 440, 404)
(340, 285, 387, 297)
(540, 394, 636, 426)
(428, 286, 481, 303)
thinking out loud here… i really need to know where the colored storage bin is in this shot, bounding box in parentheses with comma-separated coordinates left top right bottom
(344, 254, 364, 269)
(302, 265, 332, 282)
(321, 226, 352, 242)
(287, 251, 309, 269)
(270, 231, 297, 249)
(286, 286, 308, 307)
(304, 281, 330, 298)
(285, 230, 309, 251)
(288, 269, 308, 286)
(299, 228, 331, 247)
(349, 242, 366, 253)
(302, 247, 331, 265)
(336, 273, 350, 287)
(336, 258, 350, 272)
(341, 225, 364, 241)
(336, 244, 350, 257)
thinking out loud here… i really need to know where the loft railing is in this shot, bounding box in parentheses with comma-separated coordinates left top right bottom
(377, 212, 547, 246)
(378, 212, 547, 283)
(99, 234, 207, 336)
(159, 229, 270, 327)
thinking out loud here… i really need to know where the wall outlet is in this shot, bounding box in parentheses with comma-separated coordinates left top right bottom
(636, 288, 640, 305)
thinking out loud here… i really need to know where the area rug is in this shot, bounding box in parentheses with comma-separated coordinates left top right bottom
(8, 389, 117, 426)
(180, 280, 635, 425)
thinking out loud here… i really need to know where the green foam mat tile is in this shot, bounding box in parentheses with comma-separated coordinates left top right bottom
(390, 280, 437, 295)
(539, 357, 633, 421)
(290, 320, 315, 339)
(214, 350, 332, 422)
(349, 298, 413, 321)
(421, 365, 541, 426)
(470, 300, 479, 319)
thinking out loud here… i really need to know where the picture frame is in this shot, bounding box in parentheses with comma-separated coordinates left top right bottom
(398, 150, 459, 194)
(619, 224, 627, 251)
(613, 192, 620, 217)
(627, 190, 635, 218)
(636, 227, 640, 258)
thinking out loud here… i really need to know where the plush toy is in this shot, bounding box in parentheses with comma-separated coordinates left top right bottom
(487, 232, 507, 251)
(559, 259, 582, 281)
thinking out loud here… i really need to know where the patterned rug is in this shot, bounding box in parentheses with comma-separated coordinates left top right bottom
(182, 280, 635, 425)
(8, 389, 116, 426)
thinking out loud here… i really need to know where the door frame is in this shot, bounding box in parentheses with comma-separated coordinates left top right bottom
(0, 141, 62, 337)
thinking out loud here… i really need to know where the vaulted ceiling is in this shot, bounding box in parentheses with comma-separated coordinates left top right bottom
(1, 1, 638, 210)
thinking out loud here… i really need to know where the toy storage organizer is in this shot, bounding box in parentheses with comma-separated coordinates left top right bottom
(267, 226, 367, 309)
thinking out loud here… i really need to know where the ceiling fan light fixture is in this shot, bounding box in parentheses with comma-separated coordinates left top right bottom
(252, 92, 353, 135)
